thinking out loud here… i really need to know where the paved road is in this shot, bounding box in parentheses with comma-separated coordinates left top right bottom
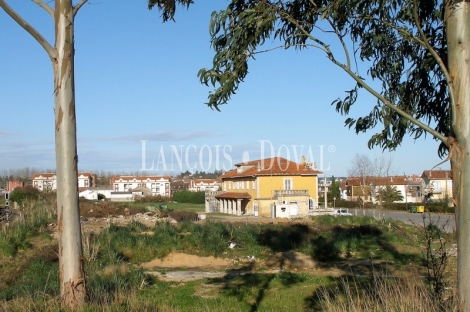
(349, 208, 456, 233)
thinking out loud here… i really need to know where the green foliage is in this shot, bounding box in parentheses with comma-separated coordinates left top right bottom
(194, 0, 448, 155)
(379, 185, 404, 209)
(328, 176, 341, 201)
(9, 186, 40, 204)
(147, 0, 194, 21)
(172, 190, 205, 204)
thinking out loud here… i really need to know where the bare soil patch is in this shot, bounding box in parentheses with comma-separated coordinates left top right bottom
(140, 252, 231, 270)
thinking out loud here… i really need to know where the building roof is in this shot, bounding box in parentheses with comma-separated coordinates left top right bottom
(193, 179, 218, 184)
(219, 157, 322, 179)
(32, 173, 56, 178)
(215, 192, 252, 199)
(33, 172, 92, 179)
(110, 176, 171, 184)
(421, 170, 452, 180)
(346, 176, 420, 187)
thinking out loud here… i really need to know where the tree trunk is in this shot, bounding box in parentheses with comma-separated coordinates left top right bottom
(54, 0, 86, 307)
(446, 1, 470, 309)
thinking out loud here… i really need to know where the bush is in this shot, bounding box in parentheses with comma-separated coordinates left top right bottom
(172, 191, 205, 204)
(9, 186, 40, 204)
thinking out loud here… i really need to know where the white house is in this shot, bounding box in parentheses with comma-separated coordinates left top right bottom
(78, 173, 93, 188)
(110, 176, 171, 197)
(32, 172, 93, 191)
(188, 179, 221, 192)
(79, 189, 98, 200)
(87, 186, 113, 199)
(32, 173, 57, 191)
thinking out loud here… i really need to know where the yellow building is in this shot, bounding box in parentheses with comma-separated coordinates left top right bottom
(206, 157, 322, 217)
(421, 170, 453, 202)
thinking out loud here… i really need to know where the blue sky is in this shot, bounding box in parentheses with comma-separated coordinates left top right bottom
(0, 1, 450, 177)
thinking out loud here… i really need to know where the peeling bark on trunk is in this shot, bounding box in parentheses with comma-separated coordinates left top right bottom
(446, 1, 470, 310)
(54, 0, 85, 307)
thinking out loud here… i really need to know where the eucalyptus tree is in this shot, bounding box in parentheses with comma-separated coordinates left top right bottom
(149, 0, 470, 307)
(0, 0, 89, 307)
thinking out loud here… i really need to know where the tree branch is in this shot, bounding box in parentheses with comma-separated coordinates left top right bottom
(31, 0, 54, 18)
(412, 0, 456, 127)
(341, 65, 448, 144)
(252, 43, 332, 56)
(73, 0, 88, 18)
(275, 4, 448, 146)
(327, 18, 351, 70)
(0, 0, 57, 60)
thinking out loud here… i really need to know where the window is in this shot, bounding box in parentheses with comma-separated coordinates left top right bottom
(284, 179, 292, 191)
(85, 180, 89, 187)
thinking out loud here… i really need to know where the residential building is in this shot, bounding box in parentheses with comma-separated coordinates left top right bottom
(421, 170, 452, 202)
(207, 157, 322, 217)
(110, 176, 171, 197)
(87, 186, 113, 199)
(170, 179, 189, 193)
(32, 173, 57, 191)
(79, 189, 98, 200)
(32, 173, 93, 191)
(78, 173, 94, 188)
(345, 175, 422, 204)
(189, 179, 221, 192)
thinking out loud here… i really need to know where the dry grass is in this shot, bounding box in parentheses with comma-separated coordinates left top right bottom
(317, 274, 459, 312)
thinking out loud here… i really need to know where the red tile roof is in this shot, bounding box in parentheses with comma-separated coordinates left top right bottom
(346, 176, 418, 186)
(421, 170, 452, 180)
(219, 157, 322, 179)
(110, 175, 171, 184)
(32, 173, 56, 178)
(215, 192, 251, 199)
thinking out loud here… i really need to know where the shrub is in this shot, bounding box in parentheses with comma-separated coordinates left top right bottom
(9, 186, 40, 204)
(172, 191, 205, 204)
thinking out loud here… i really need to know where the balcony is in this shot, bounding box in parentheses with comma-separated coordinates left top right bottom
(274, 190, 309, 197)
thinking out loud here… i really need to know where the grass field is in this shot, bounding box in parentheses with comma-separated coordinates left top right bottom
(0, 198, 459, 311)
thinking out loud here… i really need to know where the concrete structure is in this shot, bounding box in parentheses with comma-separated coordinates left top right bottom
(110, 176, 171, 197)
(110, 191, 133, 202)
(132, 186, 152, 197)
(206, 157, 322, 217)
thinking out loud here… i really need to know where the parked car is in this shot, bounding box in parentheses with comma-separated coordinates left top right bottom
(332, 208, 353, 216)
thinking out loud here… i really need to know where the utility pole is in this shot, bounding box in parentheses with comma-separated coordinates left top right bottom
(324, 176, 327, 209)
(404, 172, 408, 211)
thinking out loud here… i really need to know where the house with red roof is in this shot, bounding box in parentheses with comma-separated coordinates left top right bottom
(110, 175, 171, 197)
(32, 172, 93, 192)
(344, 175, 422, 203)
(207, 157, 322, 217)
(421, 170, 452, 202)
(189, 179, 221, 192)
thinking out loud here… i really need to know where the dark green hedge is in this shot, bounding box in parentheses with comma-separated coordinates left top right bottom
(172, 191, 205, 204)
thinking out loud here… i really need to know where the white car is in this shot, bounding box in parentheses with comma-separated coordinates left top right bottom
(332, 209, 353, 216)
